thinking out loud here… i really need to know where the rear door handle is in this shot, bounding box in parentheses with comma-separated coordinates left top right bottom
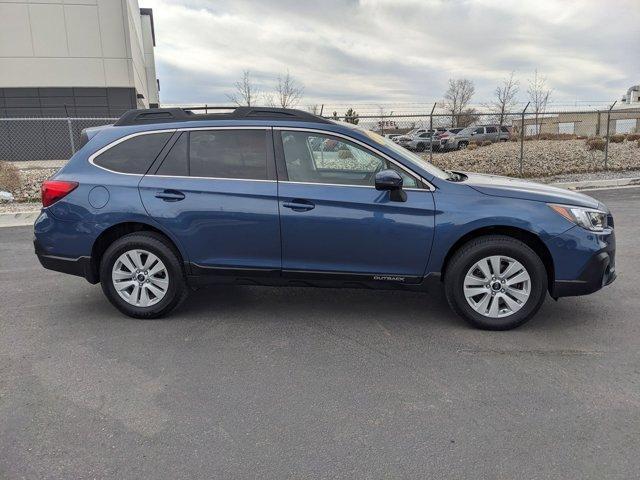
(155, 189, 185, 202)
(282, 199, 315, 212)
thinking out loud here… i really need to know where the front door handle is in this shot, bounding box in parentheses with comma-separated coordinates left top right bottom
(155, 189, 185, 202)
(282, 199, 315, 212)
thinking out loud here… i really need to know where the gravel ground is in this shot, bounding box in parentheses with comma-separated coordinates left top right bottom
(0, 202, 41, 213)
(424, 139, 640, 178)
(10, 167, 59, 202)
(532, 169, 640, 184)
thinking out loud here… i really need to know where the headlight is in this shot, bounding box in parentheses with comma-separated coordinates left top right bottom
(548, 204, 608, 231)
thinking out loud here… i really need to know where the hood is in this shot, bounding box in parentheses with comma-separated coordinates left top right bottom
(460, 172, 601, 209)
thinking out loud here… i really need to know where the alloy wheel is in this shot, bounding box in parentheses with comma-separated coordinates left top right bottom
(111, 249, 169, 307)
(463, 255, 531, 318)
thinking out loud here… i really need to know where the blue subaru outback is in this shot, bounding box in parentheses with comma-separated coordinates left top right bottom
(34, 107, 616, 330)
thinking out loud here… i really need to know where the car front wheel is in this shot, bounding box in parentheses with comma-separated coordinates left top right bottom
(99, 231, 188, 319)
(444, 235, 547, 330)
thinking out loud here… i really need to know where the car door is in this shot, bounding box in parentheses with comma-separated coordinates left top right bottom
(139, 127, 281, 275)
(485, 126, 498, 142)
(275, 128, 435, 282)
(472, 126, 485, 142)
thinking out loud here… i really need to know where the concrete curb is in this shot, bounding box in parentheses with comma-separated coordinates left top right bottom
(1, 177, 639, 228)
(551, 177, 640, 191)
(0, 211, 40, 228)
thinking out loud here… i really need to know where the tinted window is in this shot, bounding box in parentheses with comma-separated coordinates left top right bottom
(156, 133, 188, 176)
(500, 126, 509, 132)
(474, 127, 484, 134)
(189, 130, 267, 180)
(281, 131, 419, 188)
(485, 126, 497, 133)
(94, 132, 172, 174)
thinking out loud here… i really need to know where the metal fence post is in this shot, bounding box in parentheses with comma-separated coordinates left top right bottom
(604, 101, 616, 170)
(67, 118, 76, 155)
(519, 102, 530, 177)
(429, 102, 436, 163)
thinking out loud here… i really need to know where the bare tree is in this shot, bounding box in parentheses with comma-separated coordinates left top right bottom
(527, 69, 552, 138)
(274, 70, 304, 108)
(492, 71, 519, 126)
(226, 70, 259, 106)
(307, 104, 321, 115)
(457, 108, 480, 128)
(444, 79, 475, 127)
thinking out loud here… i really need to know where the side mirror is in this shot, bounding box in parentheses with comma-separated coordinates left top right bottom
(375, 169, 407, 202)
(375, 169, 403, 191)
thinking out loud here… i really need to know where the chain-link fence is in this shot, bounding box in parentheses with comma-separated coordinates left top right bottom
(328, 108, 640, 177)
(1, 109, 639, 178)
(0, 117, 116, 161)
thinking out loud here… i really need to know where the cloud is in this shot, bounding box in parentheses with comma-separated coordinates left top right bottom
(139, 0, 639, 111)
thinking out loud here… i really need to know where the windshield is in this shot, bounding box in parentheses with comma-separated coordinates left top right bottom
(332, 121, 451, 180)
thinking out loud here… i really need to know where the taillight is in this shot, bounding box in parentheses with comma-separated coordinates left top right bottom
(41, 180, 78, 207)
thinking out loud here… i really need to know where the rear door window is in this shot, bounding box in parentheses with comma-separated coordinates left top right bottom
(189, 130, 268, 180)
(485, 126, 497, 133)
(94, 132, 173, 174)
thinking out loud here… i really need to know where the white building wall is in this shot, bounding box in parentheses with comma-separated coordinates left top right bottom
(0, 0, 158, 107)
(140, 13, 159, 106)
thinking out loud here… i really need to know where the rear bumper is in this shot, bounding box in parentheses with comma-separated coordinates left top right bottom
(551, 235, 616, 298)
(34, 238, 98, 283)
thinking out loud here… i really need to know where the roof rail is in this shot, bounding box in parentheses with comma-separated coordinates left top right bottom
(113, 106, 333, 126)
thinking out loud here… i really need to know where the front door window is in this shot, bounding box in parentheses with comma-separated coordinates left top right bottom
(280, 131, 419, 188)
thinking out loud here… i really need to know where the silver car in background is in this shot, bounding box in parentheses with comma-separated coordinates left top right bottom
(440, 125, 511, 151)
(397, 131, 438, 152)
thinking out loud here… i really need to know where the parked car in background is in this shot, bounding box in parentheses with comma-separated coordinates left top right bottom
(35, 107, 616, 330)
(384, 133, 403, 142)
(440, 125, 511, 151)
(435, 128, 463, 151)
(397, 131, 438, 152)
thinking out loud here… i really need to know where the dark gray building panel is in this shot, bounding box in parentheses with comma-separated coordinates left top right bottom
(0, 87, 136, 118)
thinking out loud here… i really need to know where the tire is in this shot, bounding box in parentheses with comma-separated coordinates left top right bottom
(444, 235, 547, 330)
(416, 143, 425, 152)
(457, 141, 468, 150)
(99, 231, 188, 319)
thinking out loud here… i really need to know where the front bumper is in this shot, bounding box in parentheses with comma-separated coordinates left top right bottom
(550, 227, 616, 298)
(551, 250, 616, 297)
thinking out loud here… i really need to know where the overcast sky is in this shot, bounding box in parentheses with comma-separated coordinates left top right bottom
(139, 0, 639, 110)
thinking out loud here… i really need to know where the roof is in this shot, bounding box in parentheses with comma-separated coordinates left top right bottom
(113, 107, 334, 127)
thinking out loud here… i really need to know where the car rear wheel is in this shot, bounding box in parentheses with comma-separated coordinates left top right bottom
(415, 143, 425, 152)
(444, 235, 547, 330)
(100, 232, 188, 319)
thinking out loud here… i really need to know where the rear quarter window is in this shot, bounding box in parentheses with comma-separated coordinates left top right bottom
(93, 132, 173, 174)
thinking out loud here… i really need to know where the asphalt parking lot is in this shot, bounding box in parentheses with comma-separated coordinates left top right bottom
(1, 187, 639, 479)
